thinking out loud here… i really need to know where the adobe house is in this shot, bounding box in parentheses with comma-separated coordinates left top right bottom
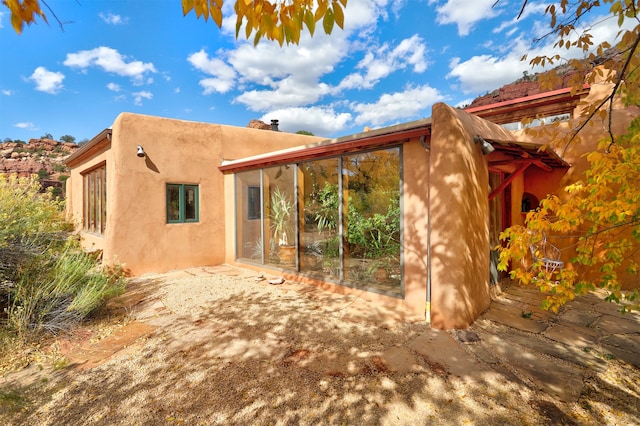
(64, 113, 323, 275)
(64, 78, 637, 329)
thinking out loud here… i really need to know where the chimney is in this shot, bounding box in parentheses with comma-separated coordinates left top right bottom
(270, 119, 280, 131)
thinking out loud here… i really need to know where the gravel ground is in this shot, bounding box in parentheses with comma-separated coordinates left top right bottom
(1, 265, 639, 425)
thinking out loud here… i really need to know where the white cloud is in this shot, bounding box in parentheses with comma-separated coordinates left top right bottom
(260, 107, 352, 137)
(434, 0, 501, 36)
(189, 0, 440, 129)
(106, 82, 121, 92)
(455, 98, 475, 108)
(0, 11, 4, 29)
(236, 79, 332, 111)
(352, 85, 445, 126)
(338, 35, 428, 90)
(132, 91, 152, 106)
(64, 47, 156, 84)
(28, 67, 65, 94)
(447, 12, 629, 95)
(99, 13, 128, 25)
(227, 34, 346, 109)
(492, 2, 547, 34)
(198, 0, 387, 110)
(15, 122, 37, 130)
(2, 89, 13, 96)
(188, 49, 237, 94)
(448, 54, 525, 95)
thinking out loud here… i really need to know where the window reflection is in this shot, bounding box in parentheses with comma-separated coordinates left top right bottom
(235, 147, 402, 297)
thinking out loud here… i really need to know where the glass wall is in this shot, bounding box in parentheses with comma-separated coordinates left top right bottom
(299, 158, 341, 280)
(264, 165, 297, 268)
(236, 170, 263, 262)
(235, 146, 402, 297)
(343, 149, 401, 294)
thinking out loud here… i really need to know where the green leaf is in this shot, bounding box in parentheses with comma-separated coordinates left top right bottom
(304, 9, 315, 36)
(323, 9, 335, 34)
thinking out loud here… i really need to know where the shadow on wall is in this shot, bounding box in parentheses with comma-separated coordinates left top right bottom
(427, 104, 498, 329)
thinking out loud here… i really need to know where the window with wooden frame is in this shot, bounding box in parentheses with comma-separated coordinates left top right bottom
(166, 184, 199, 223)
(82, 164, 107, 234)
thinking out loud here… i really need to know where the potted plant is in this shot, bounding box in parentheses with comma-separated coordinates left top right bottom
(270, 187, 296, 265)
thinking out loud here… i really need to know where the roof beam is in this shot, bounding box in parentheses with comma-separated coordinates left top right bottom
(489, 162, 532, 201)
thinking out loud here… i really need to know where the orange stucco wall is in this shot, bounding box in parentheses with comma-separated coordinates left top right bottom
(429, 103, 517, 329)
(67, 112, 322, 275)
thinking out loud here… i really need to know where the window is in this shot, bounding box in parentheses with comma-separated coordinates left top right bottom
(247, 186, 261, 220)
(82, 164, 107, 234)
(167, 184, 199, 223)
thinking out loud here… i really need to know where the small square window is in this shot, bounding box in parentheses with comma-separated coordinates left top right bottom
(167, 184, 199, 223)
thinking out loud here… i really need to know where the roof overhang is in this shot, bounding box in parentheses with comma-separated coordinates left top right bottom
(485, 137, 570, 170)
(465, 85, 590, 125)
(64, 128, 112, 168)
(483, 138, 569, 201)
(219, 118, 432, 173)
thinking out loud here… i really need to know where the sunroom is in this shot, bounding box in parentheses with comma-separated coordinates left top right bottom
(220, 122, 430, 302)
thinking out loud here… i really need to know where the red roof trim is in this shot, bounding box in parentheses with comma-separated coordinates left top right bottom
(219, 126, 431, 173)
(464, 84, 590, 114)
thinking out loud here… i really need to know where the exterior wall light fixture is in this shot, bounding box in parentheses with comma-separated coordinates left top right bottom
(137, 145, 146, 158)
(474, 136, 495, 155)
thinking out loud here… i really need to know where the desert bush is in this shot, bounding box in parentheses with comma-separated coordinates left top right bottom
(0, 174, 125, 338)
(6, 241, 125, 336)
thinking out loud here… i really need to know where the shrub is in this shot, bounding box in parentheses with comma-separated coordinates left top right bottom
(36, 169, 50, 180)
(6, 241, 125, 336)
(0, 174, 125, 339)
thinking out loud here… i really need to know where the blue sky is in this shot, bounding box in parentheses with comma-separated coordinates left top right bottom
(0, 0, 620, 142)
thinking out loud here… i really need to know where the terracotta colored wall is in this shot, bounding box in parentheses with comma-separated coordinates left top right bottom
(401, 139, 430, 317)
(429, 103, 516, 329)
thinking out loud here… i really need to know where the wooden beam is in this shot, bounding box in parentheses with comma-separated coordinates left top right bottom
(489, 162, 532, 201)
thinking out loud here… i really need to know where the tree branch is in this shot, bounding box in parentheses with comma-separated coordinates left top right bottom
(562, 30, 640, 156)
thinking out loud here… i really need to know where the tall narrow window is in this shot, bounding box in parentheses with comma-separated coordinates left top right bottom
(247, 186, 261, 220)
(82, 164, 107, 234)
(166, 184, 199, 223)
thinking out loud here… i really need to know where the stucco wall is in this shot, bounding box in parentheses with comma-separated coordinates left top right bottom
(429, 103, 516, 329)
(401, 139, 431, 316)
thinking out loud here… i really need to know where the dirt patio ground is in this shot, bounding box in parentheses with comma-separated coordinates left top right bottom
(1, 264, 639, 425)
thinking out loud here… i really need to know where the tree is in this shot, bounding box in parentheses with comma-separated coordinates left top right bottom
(40, 132, 53, 139)
(296, 130, 315, 136)
(4, 0, 347, 45)
(498, 0, 640, 313)
(59, 134, 75, 143)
